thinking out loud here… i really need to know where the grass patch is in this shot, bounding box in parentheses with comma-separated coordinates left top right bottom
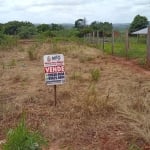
(27, 45, 38, 60)
(86, 36, 147, 62)
(2, 117, 47, 150)
(70, 71, 82, 80)
(128, 143, 141, 150)
(90, 68, 100, 82)
(79, 55, 94, 63)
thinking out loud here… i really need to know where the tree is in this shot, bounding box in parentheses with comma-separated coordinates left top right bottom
(37, 24, 50, 33)
(90, 21, 112, 35)
(129, 15, 149, 33)
(50, 23, 64, 31)
(18, 26, 37, 39)
(3, 21, 34, 35)
(0, 23, 4, 32)
(4, 21, 21, 35)
(74, 19, 85, 29)
(103, 22, 113, 34)
(90, 21, 103, 31)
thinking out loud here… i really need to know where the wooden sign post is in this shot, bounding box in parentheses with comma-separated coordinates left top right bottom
(54, 85, 57, 106)
(43, 54, 65, 106)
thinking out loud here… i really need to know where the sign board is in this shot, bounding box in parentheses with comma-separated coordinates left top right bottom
(43, 54, 65, 85)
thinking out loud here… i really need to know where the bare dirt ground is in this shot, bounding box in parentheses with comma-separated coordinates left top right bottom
(0, 41, 150, 150)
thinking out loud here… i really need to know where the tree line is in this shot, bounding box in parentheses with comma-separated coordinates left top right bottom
(0, 21, 64, 39)
(0, 14, 149, 40)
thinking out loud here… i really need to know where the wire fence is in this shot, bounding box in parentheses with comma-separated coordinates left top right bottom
(84, 27, 150, 67)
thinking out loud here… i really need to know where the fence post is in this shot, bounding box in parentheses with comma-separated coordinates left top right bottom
(102, 30, 105, 50)
(93, 31, 95, 43)
(88, 33, 90, 42)
(84, 34, 86, 43)
(89, 33, 92, 43)
(125, 30, 129, 59)
(147, 26, 150, 67)
(112, 30, 115, 55)
(97, 31, 99, 45)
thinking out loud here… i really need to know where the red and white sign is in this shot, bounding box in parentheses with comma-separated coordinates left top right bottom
(43, 54, 65, 85)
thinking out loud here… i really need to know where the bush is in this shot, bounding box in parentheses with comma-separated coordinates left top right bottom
(2, 118, 47, 150)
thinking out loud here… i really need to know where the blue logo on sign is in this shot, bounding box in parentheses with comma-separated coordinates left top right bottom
(52, 55, 60, 61)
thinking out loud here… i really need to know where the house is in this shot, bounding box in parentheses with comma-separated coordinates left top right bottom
(131, 27, 148, 35)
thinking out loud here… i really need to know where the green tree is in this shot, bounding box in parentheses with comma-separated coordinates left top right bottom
(18, 26, 37, 39)
(0, 23, 4, 32)
(129, 15, 149, 33)
(89, 21, 112, 36)
(4, 21, 20, 35)
(103, 22, 113, 34)
(37, 24, 50, 33)
(75, 18, 85, 29)
(50, 23, 64, 31)
(4, 21, 34, 35)
(90, 21, 103, 31)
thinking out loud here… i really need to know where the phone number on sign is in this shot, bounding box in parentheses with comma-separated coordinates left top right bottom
(46, 72, 65, 80)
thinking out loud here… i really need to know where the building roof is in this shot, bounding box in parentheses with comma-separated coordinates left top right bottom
(131, 27, 148, 35)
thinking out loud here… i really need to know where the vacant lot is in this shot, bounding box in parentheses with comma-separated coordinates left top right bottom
(0, 40, 150, 150)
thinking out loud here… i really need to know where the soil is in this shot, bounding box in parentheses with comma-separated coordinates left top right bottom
(0, 41, 150, 150)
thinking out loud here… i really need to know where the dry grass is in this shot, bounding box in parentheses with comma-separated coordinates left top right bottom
(0, 40, 150, 149)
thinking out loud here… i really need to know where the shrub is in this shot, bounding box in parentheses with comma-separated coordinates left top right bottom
(2, 118, 47, 150)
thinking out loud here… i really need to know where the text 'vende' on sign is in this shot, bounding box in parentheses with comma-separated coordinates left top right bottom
(43, 54, 65, 85)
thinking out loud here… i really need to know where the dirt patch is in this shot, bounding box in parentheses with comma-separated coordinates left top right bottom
(0, 41, 150, 149)
(110, 56, 150, 76)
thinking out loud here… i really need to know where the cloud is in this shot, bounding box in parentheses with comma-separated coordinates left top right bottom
(31, 1, 86, 6)
(0, 0, 149, 24)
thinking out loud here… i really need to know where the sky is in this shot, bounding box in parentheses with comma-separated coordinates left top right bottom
(0, 0, 150, 24)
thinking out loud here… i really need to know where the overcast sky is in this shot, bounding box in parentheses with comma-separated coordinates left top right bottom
(0, 0, 150, 24)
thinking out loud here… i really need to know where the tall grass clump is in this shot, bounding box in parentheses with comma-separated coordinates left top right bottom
(27, 45, 38, 60)
(128, 143, 141, 150)
(91, 68, 100, 82)
(2, 118, 47, 150)
(0, 32, 18, 50)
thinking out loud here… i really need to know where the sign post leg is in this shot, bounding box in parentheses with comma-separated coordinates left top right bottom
(54, 85, 57, 106)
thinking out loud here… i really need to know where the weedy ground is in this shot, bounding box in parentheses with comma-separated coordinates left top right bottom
(0, 39, 150, 150)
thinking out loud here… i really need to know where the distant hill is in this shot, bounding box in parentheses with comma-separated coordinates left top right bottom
(61, 23, 74, 29)
(112, 23, 130, 32)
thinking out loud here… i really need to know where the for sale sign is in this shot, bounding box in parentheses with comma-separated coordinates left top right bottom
(43, 54, 65, 85)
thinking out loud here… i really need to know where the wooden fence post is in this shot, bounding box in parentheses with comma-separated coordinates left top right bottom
(102, 30, 105, 50)
(125, 30, 129, 59)
(93, 31, 95, 43)
(97, 31, 99, 44)
(84, 34, 86, 43)
(147, 26, 150, 67)
(112, 30, 115, 55)
(88, 33, 90, 42)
